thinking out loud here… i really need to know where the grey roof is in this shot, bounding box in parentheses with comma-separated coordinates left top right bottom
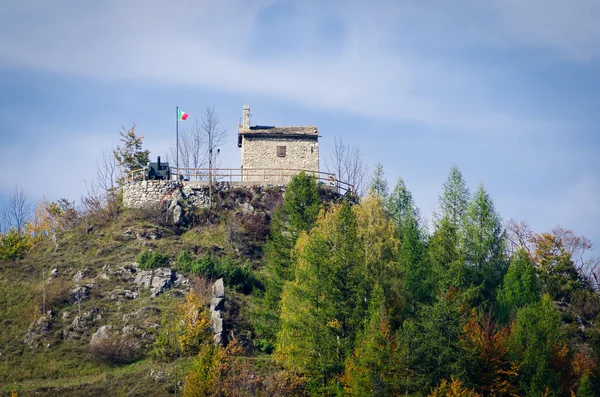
(238, 125, 319, 147)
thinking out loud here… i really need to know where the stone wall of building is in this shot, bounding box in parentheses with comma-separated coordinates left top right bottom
(241, 136, 319, 182)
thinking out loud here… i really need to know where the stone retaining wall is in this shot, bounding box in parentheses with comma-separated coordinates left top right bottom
(122, 180, 180, 208)
(122, 180, 288, 209)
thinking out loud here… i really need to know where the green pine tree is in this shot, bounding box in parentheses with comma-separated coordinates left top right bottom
(400, 212, 432, 309)
(496, 249, 541, 323)
(576, 375, 596, 397)
(429, 217, 474, 296)
(113, 124, 150, 183)
(462, 183, 507, 301)
(342, 285, 402, 396)
(437, 165, 470, 230)
(276, 203, 366, 394)
(508, 295, 565, 397)
(368, 162, 389, 199)
(400, 290, 474, 394)
(252, 172, 321, 350)
(429, 166, 472, 295)
(387, 177, 420, 234)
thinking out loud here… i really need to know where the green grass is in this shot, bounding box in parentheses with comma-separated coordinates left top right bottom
(0, 202, 271, 396)
(2, 357, 196, 396)
(181, 224, 228, 249)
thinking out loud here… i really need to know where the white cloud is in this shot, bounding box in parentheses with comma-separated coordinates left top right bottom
(1, 0, 594, 136)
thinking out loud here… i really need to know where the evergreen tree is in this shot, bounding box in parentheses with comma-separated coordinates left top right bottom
(508, 295, 565, 397)
(429, 217, 474, 296)
(576, 375, 595, 397)
(253, 172, 321, 349)
(496, 249, 541, 323)
(400, 212, 432, 309)
(430, 166, 471, 295)
(437, 165, 470, 230)
(400, 290, 473, 393)
(369, 162, 389, 199)
(276, 203, 365, 394)
(113, 124, 150, 182)
(387, 177, 419, 232)
(462, 183, 507, 301)
(342, 285, 402, 396)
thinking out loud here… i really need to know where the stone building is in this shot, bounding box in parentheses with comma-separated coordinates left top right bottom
(238, 105, 319, 182)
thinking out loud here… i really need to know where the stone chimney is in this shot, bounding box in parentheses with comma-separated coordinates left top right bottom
(242, 105, 250, 129)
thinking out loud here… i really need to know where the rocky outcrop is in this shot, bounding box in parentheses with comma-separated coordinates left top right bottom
(24, 312, 54, 347)
(211, 278, 225, 345)
(108, 288, 139, 301)
(99, 263, 137, 282)
(90, 325, 112, 345)
(69, 285, 96, 304)
(64, 308, 101, 340)
(134, 267, 176, 297)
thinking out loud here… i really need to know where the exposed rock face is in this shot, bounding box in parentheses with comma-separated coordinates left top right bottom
(72, 269, 88, 282)
(99, 263, 137, 282)
(213, 278, 225, 299)
(69, 285, 91, 304)
(211, 278, 225, 345)
(108, 289, 139, 301)
(64, 308, 100, 341)
(134, 268, 176, 297)
(90, 325, 112, 345)
(24, 312, 54, 347)
(171, 202, 184, 225)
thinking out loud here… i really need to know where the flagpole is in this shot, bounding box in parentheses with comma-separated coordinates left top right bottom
(176, 105, 179, 180)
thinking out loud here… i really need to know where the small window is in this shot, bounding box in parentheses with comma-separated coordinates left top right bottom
(277, 145, 286, 157)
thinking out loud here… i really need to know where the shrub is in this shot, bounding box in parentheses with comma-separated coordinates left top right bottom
(137, 250, 170, 270)
(177, 252, 259, 293)
(0, 229, 32, 260)
(240, 211, 270, 240)
(90, 333, 142, 365)
(152, 290, 211, 362)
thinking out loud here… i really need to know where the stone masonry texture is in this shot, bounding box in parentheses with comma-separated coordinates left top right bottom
(240, 136, 319, 182)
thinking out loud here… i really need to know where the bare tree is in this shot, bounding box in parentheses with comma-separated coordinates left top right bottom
(201, 105, 227, 207)
(504, 218, 536, 256)
(167, 118, 209, 174)
(586, 256, 600, 291)
(4, 184, 32, 232)
(202, 105, 227, 175)
(96, 147, 120, 195)
(325, 135, 368, 196)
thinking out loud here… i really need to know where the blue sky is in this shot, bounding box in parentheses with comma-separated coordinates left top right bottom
(0, 0, 599, 249)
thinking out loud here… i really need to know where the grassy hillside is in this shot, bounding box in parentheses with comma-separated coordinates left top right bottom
(0, 186, 286, 396)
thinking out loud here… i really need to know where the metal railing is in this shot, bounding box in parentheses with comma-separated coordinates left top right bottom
(124, 168, 147, 184)
(125, 167, 355, 195)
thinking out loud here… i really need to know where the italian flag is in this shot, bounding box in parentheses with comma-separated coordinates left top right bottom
(178, 109, 189, 121)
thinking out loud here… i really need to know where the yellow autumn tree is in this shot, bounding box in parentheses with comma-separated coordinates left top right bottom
(27, 198, 78, 242)
(461, 311, 520, 397)
(428, 378, 482, 397)
(353, 195, 400, 285)
(177, 290, 211, 356)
